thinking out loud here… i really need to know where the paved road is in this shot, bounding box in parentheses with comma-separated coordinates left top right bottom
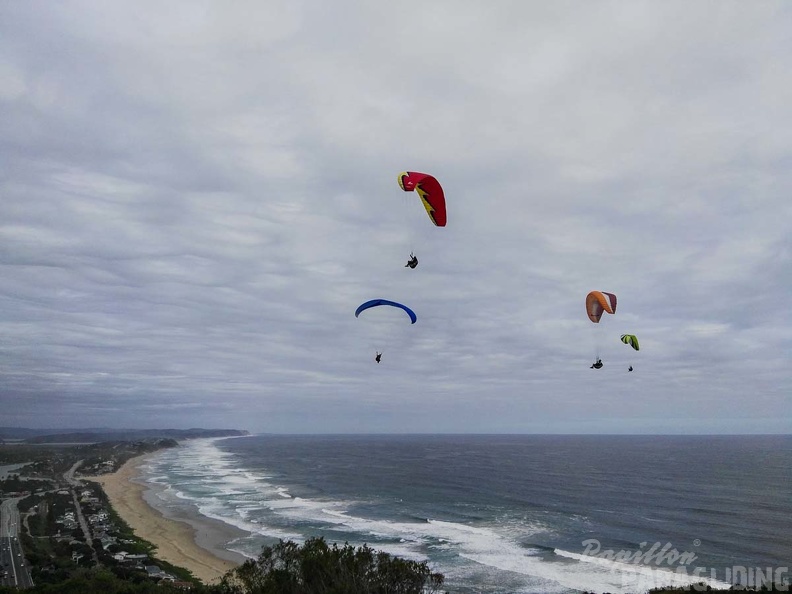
(63, 461, 82, 487)
(64, 460, 98, 565)
(1, 498, 35, 588)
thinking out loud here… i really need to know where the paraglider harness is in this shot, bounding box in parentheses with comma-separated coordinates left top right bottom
(405, 253, 418, 269)
(375, 352, 382, 363)
(591, 359, 603, 369)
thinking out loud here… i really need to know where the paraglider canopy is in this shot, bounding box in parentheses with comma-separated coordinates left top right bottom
(621, 334, 640, 351)
(586, 291, 617, 323)
(355, 299, 417, 324)
(398, 172, 447, 227)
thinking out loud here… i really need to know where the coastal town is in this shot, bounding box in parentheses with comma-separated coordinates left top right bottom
(0, 430, 245, 591)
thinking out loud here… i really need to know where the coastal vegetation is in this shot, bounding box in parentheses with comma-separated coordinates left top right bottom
(0, 440, 178, 477)
(1, 433, 215, 590)
(0, 568, 211, 593)
(219, 537, 445, 594)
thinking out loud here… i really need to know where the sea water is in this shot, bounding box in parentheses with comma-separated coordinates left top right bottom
(140, 435, 791, 593)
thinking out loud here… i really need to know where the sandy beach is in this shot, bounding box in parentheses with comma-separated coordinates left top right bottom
(87, 454, 246, 584)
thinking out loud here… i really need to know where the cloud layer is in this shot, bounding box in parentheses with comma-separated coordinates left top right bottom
(1, 1, 790, 433)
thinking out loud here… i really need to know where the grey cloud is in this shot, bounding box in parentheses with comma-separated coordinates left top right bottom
(0, 0, 789, 434)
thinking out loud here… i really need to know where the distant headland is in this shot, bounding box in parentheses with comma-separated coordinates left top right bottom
(0, 427, 250, 444)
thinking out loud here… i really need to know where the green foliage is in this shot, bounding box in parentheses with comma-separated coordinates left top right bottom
(218, 537, 444, 594)
(0, 440, 219, 592)
(0, 567, 220, 593)
(0, 475, 51, 495)
(26, 500, 49, 537)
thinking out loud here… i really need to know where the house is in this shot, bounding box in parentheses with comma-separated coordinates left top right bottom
(145, 565, 175, 580)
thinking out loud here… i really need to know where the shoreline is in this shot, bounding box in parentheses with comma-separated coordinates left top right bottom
(86, 452, 248, 584)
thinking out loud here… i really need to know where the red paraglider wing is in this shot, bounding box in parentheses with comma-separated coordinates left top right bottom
(398, 171, 447, 227)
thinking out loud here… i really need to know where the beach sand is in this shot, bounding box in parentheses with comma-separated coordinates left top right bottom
(87, 454, 247, 584)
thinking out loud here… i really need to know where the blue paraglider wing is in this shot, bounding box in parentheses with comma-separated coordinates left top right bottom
(355, 299, 417, 324)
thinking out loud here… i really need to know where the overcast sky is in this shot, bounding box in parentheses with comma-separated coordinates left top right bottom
(1, 1, 790, 434)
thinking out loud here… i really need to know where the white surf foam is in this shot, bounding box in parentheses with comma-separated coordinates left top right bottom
(554, 548, 732, 591)
(145, 438, 737, 594)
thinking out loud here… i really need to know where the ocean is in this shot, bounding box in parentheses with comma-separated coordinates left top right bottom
(139, 435, 791, 593)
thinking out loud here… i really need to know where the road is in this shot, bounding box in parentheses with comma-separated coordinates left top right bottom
(0, 459, 97, 587)
(63, 460, 82, 488)
(64, 460, 98, 565)
(1, 498, 35, 588)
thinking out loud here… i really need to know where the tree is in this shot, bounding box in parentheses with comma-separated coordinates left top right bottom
(219, 537, 444, 594)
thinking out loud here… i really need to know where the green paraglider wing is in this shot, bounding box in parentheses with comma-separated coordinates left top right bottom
(620, 334, 640, 351)
(355, 299, 417, 324)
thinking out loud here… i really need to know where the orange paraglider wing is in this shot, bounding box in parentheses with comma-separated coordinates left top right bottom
(586, 291, 617, 323)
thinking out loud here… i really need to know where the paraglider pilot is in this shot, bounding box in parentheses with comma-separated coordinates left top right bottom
(590, 359, 603, 369)
(375, 352, 382, 363)
(405, 253, 418, 269)
(628, 366, 633, 372)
